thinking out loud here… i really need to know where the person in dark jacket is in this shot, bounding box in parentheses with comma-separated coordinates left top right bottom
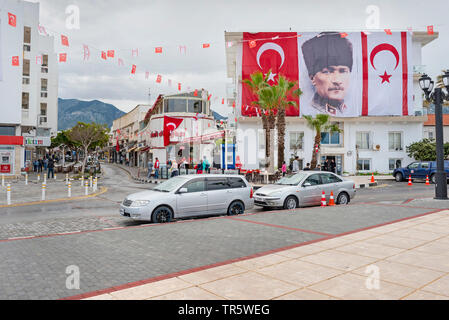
(47, 158, 55, 179)
(38, 159, 43, 173)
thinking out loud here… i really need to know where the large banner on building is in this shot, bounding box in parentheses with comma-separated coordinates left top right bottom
(241, 32, 413, 117)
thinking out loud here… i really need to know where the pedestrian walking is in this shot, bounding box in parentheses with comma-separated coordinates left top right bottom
(202, 156, 210, 174)
(147, 158, 153, 179)
(170, 159, 179, 177)
(33, 159, 38, 173)
(196, 160, 203, 174)
(282, 161, 287, 177)
(154, 158, 160, 179)
(47, 158, 55, 179)
(38, 159, 43, 173)
(330, 159, 336, 174)
(292, 156, 300, 173)
(44, 158, 48, 171)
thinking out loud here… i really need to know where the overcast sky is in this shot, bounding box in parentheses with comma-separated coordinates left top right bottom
(28, 0, 449, 115)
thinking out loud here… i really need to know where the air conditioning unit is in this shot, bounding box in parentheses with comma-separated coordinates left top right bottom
(372, 144, 381, 151)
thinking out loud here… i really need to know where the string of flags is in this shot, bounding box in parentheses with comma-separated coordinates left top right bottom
(3, 9, 440, 121)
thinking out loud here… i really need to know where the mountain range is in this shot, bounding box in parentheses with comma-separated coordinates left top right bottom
(58, 98, 126, 131)
(58, 98, 228, 131)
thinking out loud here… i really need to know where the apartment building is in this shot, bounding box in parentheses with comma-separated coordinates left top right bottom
(0, 0, 58, 176)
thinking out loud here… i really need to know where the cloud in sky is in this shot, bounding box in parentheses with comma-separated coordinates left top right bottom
(29, 0, 449, 115)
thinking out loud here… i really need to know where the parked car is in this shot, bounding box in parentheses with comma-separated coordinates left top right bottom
(254, 171, 356, 210)
(120, 175, 254, 223)
(393, 161, 449, 184)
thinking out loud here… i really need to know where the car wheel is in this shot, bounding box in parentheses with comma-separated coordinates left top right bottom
(430, 174, 436, 184)
(152, 206, 173, 223)
(395, 173, 403, 182)
(337, 192, 350, 205)
(228, 201, 245, 216)
(283, 196, 298, 210)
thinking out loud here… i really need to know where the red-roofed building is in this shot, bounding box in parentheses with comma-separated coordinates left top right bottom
(423, 114, 449, 142)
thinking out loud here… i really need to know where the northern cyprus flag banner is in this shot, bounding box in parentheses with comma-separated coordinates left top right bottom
(240, 31, 413, 117)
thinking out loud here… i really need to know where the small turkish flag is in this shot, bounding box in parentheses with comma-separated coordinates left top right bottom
(156, 75, 162, 83)
(208, 94, 212, 101)
(155, 47, 163, 53)
(340, 32, 348, 38)
(222, 98, 224, 105)
(59, 53, 67, 62)
(427, 26, 434, 35)
(178, 83, 181, 91)
(12, 56, 19, 66)
(232, 101, 236, 108)
(145, 71, 150, 80)
(61, 35, 69, 47)
(101, 51, 107, 60)
(249, 40, 256, 48)
(107, 50, 115, 58)
(131, 65, 137, 74)
(203, 43, 210, 48)
(8, 13, 16, 27)
(163, 116, 184, 146)
(384, 29, 392, 35)
(194, 89, 198, 96)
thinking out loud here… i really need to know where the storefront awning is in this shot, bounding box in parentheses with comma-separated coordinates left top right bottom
(127, 146, 138, 153)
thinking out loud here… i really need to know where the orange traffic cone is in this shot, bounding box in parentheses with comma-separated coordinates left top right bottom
(426, 175, 430, 185)
(329, 191, 335, 206)
(321, 191, 327, 207)
(408, 175, 413, 186)
(370, 173, 375, 183)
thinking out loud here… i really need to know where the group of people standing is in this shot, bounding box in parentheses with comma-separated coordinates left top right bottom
(32, 154, 57, 178)
(147, 157, 212, 179)
(281, 157, 337, 177)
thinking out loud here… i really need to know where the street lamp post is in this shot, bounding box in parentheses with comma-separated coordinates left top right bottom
(419, 71, 449, 200)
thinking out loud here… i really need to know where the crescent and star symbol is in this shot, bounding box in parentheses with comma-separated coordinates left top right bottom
(370, 43, 400, 85)
(256, 42, 285, 83)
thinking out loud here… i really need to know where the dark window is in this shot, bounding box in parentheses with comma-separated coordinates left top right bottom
(0, 127, 15, 136)
(166, 99, 187, 113)
(228, 177, 246, 189)
(182, 179, 206, 193)
(320, 173, 342, 184)
(188, 100, 203, 113)
(304, 174, 321, 186)
(207, 178, 228, 191)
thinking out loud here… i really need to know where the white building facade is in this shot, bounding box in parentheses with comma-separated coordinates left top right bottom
(0, 0, 58, 176)
(225, 31, 437, 175)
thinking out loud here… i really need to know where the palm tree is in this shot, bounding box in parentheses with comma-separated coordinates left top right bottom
(242, 71, 274, 169)
(273, 75, 302, 169)
(303, 114, 341, 169)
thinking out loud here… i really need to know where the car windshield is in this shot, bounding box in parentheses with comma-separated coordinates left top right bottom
(153, 176, 189, 192)
(275, 172, 308, 186)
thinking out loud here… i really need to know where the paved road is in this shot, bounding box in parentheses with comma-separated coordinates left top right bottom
(0, 164, 447, 299)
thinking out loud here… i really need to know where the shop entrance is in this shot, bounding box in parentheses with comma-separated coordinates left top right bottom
(320, 155, 343, 175)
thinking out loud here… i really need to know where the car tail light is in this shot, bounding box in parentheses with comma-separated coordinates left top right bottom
(250, 188, 254, 199)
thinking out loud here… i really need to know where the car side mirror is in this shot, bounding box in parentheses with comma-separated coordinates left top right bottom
(303, 182, 311, 187)
(178, 188, 188, 194)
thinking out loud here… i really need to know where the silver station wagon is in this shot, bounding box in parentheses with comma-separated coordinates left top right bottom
(254, 171, 356, 210)
(120, 175, 254, 223)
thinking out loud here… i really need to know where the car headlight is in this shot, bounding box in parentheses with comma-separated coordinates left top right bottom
(130, 200, 151, 207)
(268, 191, 283, 197)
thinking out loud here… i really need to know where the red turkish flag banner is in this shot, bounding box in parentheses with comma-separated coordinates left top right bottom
(361, 31, 412, 116)
(427, 26, 434, 35)
(203, 43, 210, 48)
(155, 47, 163, 53)
(12, 56, 19, 66)
(156, 75, 162, 83)
(194, 89, 198, 96)
(61, 35, 69, 47)
(242, 32, 299, 116)
(101, 51, 107, 60)
(8, 13, 16, 27)
(107, 50, 115, 58)
(59, 53, 67, 62)
(163, 116, 184, 146)
(178, 83, 181, 91)
(116, 137, 120, 152)
(222, 98, 224, 105)
(131, 65, 137, 74)
(340, 32, 348, 38)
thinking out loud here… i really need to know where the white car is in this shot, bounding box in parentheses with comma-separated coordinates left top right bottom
(120, 175, 254, 223)
(254, 171, 356, 209)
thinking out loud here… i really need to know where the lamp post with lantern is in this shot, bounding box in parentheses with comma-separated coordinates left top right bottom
(419, 71, 449, 200)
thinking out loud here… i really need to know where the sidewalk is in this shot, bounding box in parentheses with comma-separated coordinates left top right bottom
(114, 163, 393, 189)
(85, 209, 449, 300)
(0, 172, 105, 206)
